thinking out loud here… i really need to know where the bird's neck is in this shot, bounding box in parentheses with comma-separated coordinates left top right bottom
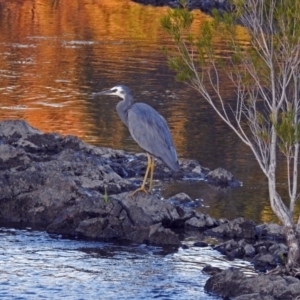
(116, 95, 134, 127)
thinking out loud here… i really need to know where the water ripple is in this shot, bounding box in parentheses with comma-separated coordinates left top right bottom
(0, 227, 225, 299)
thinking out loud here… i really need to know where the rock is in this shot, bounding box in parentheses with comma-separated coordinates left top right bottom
(0, 119, 41, 138)
(191, 165, 202, 174)
(205, 217, 256, 239)
(210, 238, 288, 271)
(122, 222, 180, 245)
(185, 216, 206, 228)
(193, 241, 208, 247)
(148, 223, 180, 245)
(181, 244, 189, 250)
(185, 212, 218, 229)
(202, 265, 222, 276)
(256, 223, 285, 240)
(168, 192, 202, 208)
(214, 239, 245, 260)
(205, 268, 248, 298)
(0, 119, 220, 246)
(269, 243, 288, 258)
(178, 159, 206, 180)
(205, 214, 219, 227)
(234, 294, 273, 300)
(205, 268, 300, 300)
(244, 243, 256, 258)
(252, 253, 278, 272)
(251, 241, 288, 271)
(169, 192, 192, 202)
(206, 167, 241, 186)
(115, 192, 196, 227)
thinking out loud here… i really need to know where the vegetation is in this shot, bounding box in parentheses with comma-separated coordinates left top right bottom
(161, 0, 300, 272)
(104, 186, 109, 203)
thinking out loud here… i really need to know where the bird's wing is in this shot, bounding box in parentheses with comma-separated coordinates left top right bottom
(127, 103, 179, 171)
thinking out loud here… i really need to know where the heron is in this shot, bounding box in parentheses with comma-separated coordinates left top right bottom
(93, 85, 179, 195)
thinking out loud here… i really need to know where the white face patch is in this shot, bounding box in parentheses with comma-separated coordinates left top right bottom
(110, 86, 125, 99)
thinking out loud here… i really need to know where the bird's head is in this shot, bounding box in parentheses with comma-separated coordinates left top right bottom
(93, 85, 132, 100)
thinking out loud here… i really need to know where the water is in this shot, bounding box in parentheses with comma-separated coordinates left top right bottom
(0, 0, 278, 224)
(0, 226, 255, 299)
(0, 1, 283, 298)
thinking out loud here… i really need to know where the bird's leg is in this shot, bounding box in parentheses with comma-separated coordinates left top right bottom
(131, 153, 151, 196)
(148, 155, 155, 192)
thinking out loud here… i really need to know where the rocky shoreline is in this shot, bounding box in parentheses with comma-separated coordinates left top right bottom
(0, 119, 239, 245)
(0, 120, 299, 299)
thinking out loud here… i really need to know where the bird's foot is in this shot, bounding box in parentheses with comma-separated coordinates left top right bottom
(130, 187, 149, 197)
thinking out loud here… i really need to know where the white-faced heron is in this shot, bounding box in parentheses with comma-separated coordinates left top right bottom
(94, 85, 179, 195)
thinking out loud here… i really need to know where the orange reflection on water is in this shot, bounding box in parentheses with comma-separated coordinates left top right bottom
(0, 0, 206, 142)
(1, 0, 283, 224)
(0, 0, 176, 138)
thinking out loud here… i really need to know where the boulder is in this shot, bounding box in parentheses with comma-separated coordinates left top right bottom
(0, 119, 217, 246)
(211, 239, 287, 271)
(205, 217, 257, 239)
(256, 223, 285, 241)
(167, 192, 202, 208)
(206, 167, 241, 187)
(205, 268, 300, 300)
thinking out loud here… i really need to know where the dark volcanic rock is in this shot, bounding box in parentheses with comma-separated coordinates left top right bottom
(193, 241, 208, 247)
(0, 119, 220, 246)
(214, 239, 246, 260)
(252, 241, 288, 272)
(206, 167, 241, 187)
(205, 268, 300, 300)
(211, 238, 288, 272)
(185, 212, 218, 229)
(202, 265, 222, 276)
(256, 223, 285, 240)
(167, 192, 202, 208)
(205, 217, 257, 239)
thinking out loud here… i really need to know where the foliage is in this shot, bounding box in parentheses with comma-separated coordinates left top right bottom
(162, 0, 300, 269)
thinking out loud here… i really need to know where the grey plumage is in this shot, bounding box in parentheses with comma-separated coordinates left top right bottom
(93, 84, 179, 194)
(127, 103, 179, 171)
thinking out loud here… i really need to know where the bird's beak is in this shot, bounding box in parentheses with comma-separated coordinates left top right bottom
(91, 89, 112, 97)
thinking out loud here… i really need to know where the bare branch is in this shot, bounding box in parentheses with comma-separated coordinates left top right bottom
(162, 0, 300, 267)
